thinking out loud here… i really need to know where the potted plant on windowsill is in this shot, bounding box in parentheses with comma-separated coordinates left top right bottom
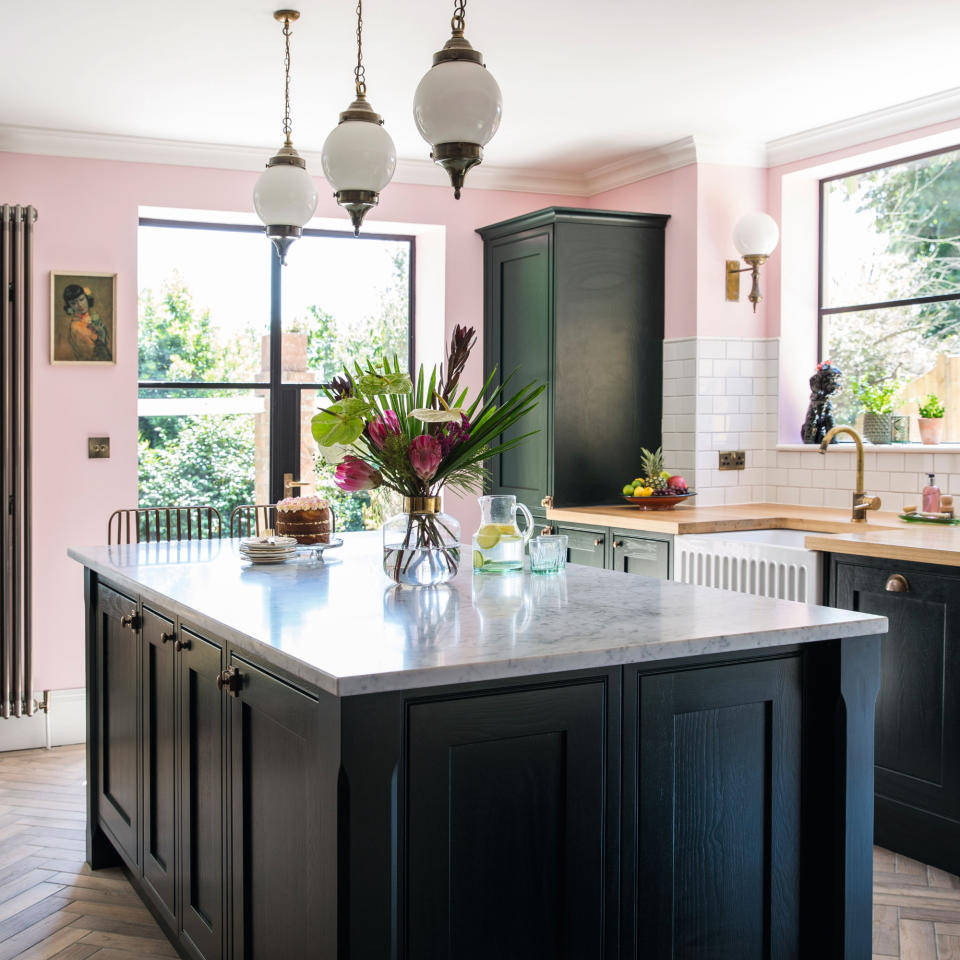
(851, 378, 901, 445)
(917, 393, 945, 445)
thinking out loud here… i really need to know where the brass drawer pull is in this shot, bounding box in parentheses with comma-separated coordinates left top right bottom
(541, 526, 554, 536)
(594, 538, 603, 547)
(614, 540, 624, 548)
(174, 637, 191, 652)
(160, 631, 176, 644)
(885, 574, 909, 593)
(120, 612, 140, 631)
(217, 667, 242, 697)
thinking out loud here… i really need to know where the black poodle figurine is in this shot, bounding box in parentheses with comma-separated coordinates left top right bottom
(801, 361, 842, 444)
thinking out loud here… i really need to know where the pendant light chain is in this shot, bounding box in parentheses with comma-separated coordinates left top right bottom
(282, 16, 293, 144)
(451, 0, 466, 35)
(354, 0, 366, 98)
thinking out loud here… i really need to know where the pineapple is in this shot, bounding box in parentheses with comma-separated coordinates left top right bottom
(640, 447, 668, 491)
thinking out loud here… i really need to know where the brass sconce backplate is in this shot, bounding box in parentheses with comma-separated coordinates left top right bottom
(725, 261, 741, 301)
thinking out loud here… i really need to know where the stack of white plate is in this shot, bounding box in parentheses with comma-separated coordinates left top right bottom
(239, 535, 298, 564)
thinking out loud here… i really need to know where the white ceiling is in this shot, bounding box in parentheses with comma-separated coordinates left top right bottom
(3, 0, 960, 177)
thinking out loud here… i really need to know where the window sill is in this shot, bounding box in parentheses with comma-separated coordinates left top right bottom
(776, 443, 960, 453)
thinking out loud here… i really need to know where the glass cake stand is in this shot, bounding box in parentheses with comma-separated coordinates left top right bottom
(295, 537, 344, 562)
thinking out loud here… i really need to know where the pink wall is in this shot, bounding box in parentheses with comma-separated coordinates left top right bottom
(0, 149, 582, 692)
(590, 165, 698, 339)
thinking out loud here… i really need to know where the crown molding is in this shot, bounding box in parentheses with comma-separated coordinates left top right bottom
(4, 85, 960, 200)
(765, 86, 960, 168)
(0, 123, 587, 196)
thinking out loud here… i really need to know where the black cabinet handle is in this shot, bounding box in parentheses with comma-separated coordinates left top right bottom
(885, 574, 909, 593)
(160, 631, 176, 644)
(120, 612, 140, 631)
(217, 667, 242, 697)
(174, 637, 191, 652)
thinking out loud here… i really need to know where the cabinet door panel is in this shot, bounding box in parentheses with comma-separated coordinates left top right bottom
(485, 231, 552, 503)
(141, 607, 176, 923)
(627, 658, 801, 959)
(558, 525, 606, 568)
(96, 584, 139, 866)
(179, 629, 224, 960)
(230, 658, 326, 960)
(612, 535, 670, 580)
(834, 561, 960, 823)
(407, 676, 617, 960)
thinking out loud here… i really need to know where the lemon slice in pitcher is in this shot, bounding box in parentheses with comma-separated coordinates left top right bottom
(476, 524, 502, 550)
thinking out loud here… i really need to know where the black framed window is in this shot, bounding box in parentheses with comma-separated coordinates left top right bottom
(137, 219, 414, 527)
(819, 144, 960, 436)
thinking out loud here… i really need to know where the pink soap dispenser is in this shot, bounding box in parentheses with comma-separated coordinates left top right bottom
(923, 473, 941, 514)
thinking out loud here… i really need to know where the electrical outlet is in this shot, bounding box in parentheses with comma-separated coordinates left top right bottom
(719, 450, 745, 471)
(88, 437, 110, 459)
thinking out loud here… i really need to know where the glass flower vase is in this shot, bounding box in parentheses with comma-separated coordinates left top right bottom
(382, 497, 462, 586)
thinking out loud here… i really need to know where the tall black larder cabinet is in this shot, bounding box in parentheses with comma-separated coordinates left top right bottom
(478, 207, 668, 513)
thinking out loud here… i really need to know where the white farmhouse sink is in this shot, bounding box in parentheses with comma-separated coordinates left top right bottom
(674, 528, 838, 603)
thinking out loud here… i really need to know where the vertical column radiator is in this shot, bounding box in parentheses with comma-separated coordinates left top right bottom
(2, 204, 37, 717)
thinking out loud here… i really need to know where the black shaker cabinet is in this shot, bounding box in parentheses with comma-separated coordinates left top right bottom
(478, 207, 669, 513)
(830, 554, 960, 875)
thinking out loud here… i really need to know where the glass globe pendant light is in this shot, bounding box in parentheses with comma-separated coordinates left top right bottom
(321, 1, 397, 236)
(253, 10, 318, 264)
(413, 0, 502, 199)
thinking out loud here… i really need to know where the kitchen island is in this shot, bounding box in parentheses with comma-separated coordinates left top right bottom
(70, 534, 886, 960)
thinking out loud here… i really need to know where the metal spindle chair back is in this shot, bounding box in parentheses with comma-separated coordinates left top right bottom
(229, 503, 338, 538)
(107, 506, 223, 545)
(230, 504, 277, 538)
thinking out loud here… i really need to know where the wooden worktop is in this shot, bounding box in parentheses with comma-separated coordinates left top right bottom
(546, 502, 960, 566)
(544, 502, 907, 536)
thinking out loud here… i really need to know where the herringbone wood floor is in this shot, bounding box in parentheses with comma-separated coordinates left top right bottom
(0, 744, 172, 959)
(0, 746, 957, 958)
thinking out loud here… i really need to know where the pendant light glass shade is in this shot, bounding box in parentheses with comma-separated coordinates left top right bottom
(253, 160, 319, 231)
(254, 11, 317, 264)
(413, 2, 501, 199)
(413, 60, 501, 149)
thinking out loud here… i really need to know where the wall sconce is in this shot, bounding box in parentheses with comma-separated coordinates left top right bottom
(725, 212, 780, 312)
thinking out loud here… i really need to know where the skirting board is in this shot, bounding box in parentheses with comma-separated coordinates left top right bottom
(0, 689, 86, 752)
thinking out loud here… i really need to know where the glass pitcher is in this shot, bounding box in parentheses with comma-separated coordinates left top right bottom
(472, 495, 533, 574)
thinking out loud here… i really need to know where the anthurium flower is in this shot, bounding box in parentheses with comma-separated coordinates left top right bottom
(334, 456, 382, 492)
(411, 408, 464, 423)
(408, 434, 443, 481)
(368, 409, 402, 450)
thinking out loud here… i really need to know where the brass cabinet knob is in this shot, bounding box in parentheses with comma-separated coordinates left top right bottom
(120, 612, 140, 630)
(593, 538, 603, 547)
(174, 637, 191, 652)
(613, 540, 624, 548)
(160, 632, 176, 644)
(541, 495, 554, 509)
(885, 574, 909, 593)
(216, 667, 242, 697)
(542, 526, 554, 536)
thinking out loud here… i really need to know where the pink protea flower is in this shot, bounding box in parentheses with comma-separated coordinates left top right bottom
(368, 409, 402, 450)
(334, 456, 382, 492)
(408, 434, 443, 481)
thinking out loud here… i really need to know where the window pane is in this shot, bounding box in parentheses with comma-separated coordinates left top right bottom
(138, 225, 270, 382)
(280, 234, 411, 383)
(822, 303, 960, 439)
(822, 147, 960, 308)
(137, 388, 269, 521)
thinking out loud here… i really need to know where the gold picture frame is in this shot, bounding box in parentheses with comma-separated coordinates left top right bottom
(50, 271, 117, 365)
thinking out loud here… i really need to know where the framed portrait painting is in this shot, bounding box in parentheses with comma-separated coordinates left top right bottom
(50, 271, 117, 365)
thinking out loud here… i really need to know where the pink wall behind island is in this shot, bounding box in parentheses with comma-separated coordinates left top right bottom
(0, 149, 587, 692)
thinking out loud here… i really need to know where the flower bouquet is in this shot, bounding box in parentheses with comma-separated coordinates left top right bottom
(311, 326, 544, 585)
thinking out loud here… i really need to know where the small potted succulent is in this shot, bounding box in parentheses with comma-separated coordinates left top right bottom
(917, 393, 945, 445)
(851, 378, 900, 445)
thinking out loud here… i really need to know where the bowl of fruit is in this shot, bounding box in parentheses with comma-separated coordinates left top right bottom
(621, 447, 696, 510)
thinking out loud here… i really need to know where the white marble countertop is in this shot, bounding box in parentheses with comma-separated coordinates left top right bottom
(68, 533, 886, 697)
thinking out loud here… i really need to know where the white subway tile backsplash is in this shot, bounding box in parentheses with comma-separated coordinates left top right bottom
(798, 486, 824, 506)
(697, 340, 727, 359)
(725, 341, 754, 360)
(713, 358, 740, 378)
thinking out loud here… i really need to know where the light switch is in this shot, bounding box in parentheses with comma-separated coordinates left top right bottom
(88, 437, 110, 459)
